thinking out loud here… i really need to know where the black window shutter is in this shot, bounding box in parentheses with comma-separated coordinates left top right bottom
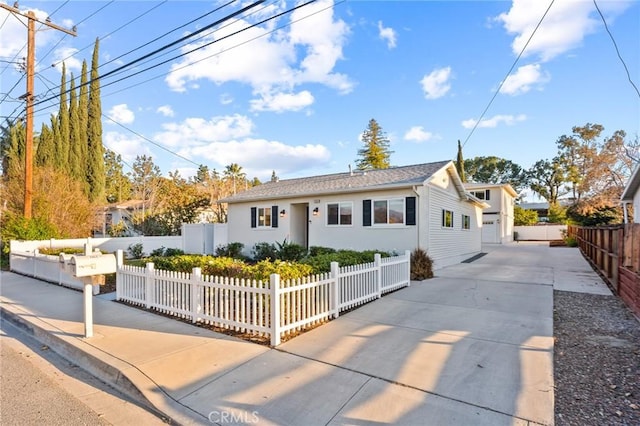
(251, 207, 257, 228)
(363, 200, 372, 226)
(271, 205, 278, 228)
(485, 190, 490, 200)
(406, 196, 416, 226)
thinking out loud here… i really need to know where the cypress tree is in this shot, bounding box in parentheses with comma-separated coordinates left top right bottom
(456, 140, 466, 183)
(56, 63, 70, 170)
(36, 122, 55, 167)
(4, 121, 25, 179)
(78, 60, 89, 163)
(86, 39, 105, 202)
(68, 74, 84, 183)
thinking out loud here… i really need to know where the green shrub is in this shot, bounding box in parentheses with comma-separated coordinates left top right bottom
(308, 246, 336, 257)
(164, 247, 184, 257)
(252, 242, 278, 262)
(38, 247, 85, 256)
(410, 248, 433, 280)
(245, 260, 313, 281)
(300, 249, 389, 274)
(275, 239, 307, 262)
(150, 246, 166, 257)
(215, 242, 245, 259)
(127, 243, 144, 259)
(1, 213, 59, 255)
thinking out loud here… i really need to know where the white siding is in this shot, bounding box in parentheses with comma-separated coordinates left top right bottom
(426, 185, 482, 269)
(634, 189, 640, 223)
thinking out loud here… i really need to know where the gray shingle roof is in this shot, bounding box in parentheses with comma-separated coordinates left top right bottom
(220, 160, 453, 203)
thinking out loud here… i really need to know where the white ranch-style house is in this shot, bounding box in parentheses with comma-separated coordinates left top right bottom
(464, 182, 518, 244)
(220, 160, 489, 269)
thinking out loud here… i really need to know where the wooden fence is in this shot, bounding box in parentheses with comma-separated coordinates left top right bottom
(568, 224, 640, 317)
(117, 251, 411, 346)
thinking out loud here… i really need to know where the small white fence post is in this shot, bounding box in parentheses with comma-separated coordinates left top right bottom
(270, 274, 281, 347)
(405, 250, 412, 286)
(145, 262, 155, 309)
(115, 250, 123, 300)
(375, 253, 382, 298)
(191, 267, 202, 323)
(331, 261, 340, 318)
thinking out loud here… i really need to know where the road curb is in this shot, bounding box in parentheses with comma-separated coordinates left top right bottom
(0, 301, 203, 425)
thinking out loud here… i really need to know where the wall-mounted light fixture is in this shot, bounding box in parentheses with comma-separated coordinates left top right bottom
(280, 209, 286, 217)
(312, 207, 319, 216)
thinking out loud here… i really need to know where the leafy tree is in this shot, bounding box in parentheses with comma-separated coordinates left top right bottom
(154, 171, 210, 235)
(514, 205, 538, 226)
(86, 39, 105, 202)
(104, 149, 131, 203)
(527, 158, 567, 204)
(464, 156, 528, 194)
(1, 166, 95, 238)
(455, 140, 466, 182)
(355, 118, 393, 170)
(548, 202, 568, 224)
(130, 154, 162, 205)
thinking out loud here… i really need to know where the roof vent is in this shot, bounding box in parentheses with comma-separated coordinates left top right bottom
(349, 164, 353, 176)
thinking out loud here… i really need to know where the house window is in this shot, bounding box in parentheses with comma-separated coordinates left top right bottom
(257, 207, 271, 227)
(471, 190, 490, 200)
(327, 202, 352, 225)
(442, 209, 454, 228)
(373, 198, 404, 225)
(462, 214, 471, 230)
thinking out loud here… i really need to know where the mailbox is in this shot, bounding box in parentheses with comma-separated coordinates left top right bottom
(69, 253, 117, 277)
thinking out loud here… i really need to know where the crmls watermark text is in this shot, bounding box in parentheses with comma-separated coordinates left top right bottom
(208, 410, 260, 424)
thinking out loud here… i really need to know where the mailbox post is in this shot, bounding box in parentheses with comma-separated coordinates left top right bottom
(60, 250, 117, 338)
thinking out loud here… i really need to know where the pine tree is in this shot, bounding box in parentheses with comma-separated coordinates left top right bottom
(104, 149, 131, 203)
(78, 60, 89, 163)
(3, 121, 25, 179)
(355, 118, 393, 170)
(456, 140, 466, 182)
(68, 74, 85, 183)
(86, 39, 105, 203)
(56, 63, 70, 170)
(35, 122, 55, 167)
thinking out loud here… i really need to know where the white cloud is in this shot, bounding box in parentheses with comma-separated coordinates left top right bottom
(377, 21, 397, 49)
(500, 63, 550, 95)
(404, 126, 434, 143)
(461, 114, 527, 129)
(165, 0, 352, 111)
(250, 90, 314, 113)
(156, 105, 174, 117)
(154, 114, 254, 148)
(52, 47, 82, 73)
(495, 0, 632, 62)
(106, 104, 135, 124)
(420, 67, 452, 99)
(104, 131, 152, 164)
(186, 139, 331, 178)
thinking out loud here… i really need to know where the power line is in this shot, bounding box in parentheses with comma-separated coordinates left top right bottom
(51, 0, 168, 70)
(592, 0, 640, 99)
(30, 1, 265, 112)
(462, 0, 556, 148)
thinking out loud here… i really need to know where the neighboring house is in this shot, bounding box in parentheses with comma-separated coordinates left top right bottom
(464, 183, 517, 244)
(519, 198, 574, 223)
(219, 160, 489, 269)
(621, 163, 640, 223)
(95, 200, 147, 237)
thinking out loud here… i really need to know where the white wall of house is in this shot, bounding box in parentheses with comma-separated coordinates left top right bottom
(424, 169, 483, 268)
(467, 185, 515, 244)
(633, 188, 640, 223)
(226, 167, 484, 268)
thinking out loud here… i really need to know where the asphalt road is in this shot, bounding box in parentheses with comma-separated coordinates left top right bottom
(0, 319, 169, 425)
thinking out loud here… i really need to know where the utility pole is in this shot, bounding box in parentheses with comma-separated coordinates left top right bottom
(0, 2, 76, 219)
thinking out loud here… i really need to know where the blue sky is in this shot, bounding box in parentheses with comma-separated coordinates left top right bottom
(1, 0, 638, 193)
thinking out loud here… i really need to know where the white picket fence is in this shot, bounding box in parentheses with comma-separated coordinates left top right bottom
(117, 250, 411, 346)
(9, 250, 100, 295)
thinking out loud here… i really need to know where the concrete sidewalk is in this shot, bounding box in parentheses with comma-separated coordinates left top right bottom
(0, 243, 611, 425)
